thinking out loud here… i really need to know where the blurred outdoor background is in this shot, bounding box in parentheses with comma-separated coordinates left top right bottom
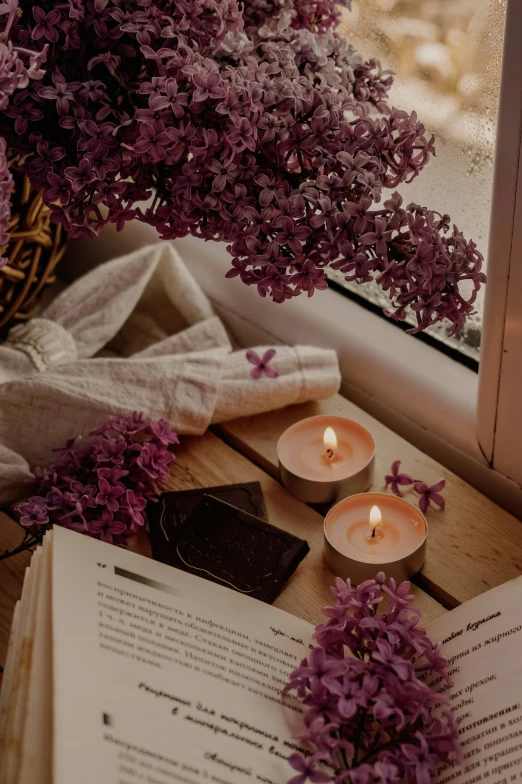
(332, 0, 507, 362)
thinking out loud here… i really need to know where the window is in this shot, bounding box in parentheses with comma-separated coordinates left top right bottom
(328, 0, 508, 366)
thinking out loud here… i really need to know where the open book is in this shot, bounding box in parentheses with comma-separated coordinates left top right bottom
(1, 526, 521, 784)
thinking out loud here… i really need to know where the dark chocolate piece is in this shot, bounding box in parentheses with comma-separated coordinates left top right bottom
(153, 494, 309, 603)
(147, 482, 267, 559)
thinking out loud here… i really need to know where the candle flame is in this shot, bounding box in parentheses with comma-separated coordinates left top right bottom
(369, 505, 383, 532)
(323, 427, 337, 453)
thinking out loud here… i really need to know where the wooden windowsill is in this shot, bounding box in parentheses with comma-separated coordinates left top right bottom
(1, 390, 520, 667)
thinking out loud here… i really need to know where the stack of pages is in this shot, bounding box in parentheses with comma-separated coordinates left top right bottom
(0, 526, 521, 783)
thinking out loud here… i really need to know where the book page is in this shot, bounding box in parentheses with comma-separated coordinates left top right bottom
(428, 577, 522, 784)
(18, 530, 53, 784)
(51, 526, 315, 784)
(0, 549, 42, 784)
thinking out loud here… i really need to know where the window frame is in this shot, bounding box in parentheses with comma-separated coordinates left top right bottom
(477, 0, 522, 482)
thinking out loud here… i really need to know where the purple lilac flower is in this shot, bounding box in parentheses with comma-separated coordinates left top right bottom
(147, 418, 180, 446)
(38, 71, 79, 114)
(246, 349, 279, 379)
(385, 461, 447, 514)
(135, 441, 171, 479)
(401, 734, 439, 784)
(123, 489, 147, 530)
(192, 72, 226, 103)
(64, 159, 95, 192)
(97, 465, 129, 483)
(18, 501, 49, 527)
(385, 461, 414, 496)
(45, 487, 63, 508)
(414, 479, 446, 514)
(96, 477, 124, 512)
(97, 438, 127, 465)
(15, 412, 178, 546)
(32, 7, 61, 43)
(0, 0, 485, 336)
(66, 480, 97, 509)
(45, 172, 70, 205)
(284, 574, 462, 784)
(88, 509, 126, 544)
(287, 754, 331, 784)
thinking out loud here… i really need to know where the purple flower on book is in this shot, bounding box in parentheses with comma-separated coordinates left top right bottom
(373, 639, 411, 681)
(414, 479, 446, 514)
(385, 461, 414, 496)
(401, 734, 439, 784)
(246, 349, 279, 380)
(88, 509, 126, 544)
(288, 646, 346, 691)
(287, 753, 330, 784)
(322, 674, 368, 719)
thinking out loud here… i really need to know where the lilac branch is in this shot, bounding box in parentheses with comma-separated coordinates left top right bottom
(0, 0, 485, 333)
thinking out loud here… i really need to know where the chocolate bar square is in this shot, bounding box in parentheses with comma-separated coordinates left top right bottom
(147, 482, 267, 559)
(153, 494, 309, 603)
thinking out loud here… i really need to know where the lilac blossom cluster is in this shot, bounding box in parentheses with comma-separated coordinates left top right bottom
(284, 575, 461, 784)
(16, 412, 179, 546)
(0, 0, 485, 332)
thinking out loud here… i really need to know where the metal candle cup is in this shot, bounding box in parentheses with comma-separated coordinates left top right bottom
(324, 492, 427, 585)
(277, 416, 375, 504)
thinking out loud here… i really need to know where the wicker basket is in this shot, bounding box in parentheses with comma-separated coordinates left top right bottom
(0, 175, 67, 338)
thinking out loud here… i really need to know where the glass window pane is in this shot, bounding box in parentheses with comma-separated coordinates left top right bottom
(332, 0, 507, 363)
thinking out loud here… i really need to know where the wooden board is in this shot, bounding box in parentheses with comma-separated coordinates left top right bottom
(215, 395, 522, 609)
(0, 430, 444, 667)
(162, 431, 445, 627)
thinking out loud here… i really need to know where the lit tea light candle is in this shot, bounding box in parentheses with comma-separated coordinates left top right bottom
(324, 492, 427, 585)
(277, 415, 375, 504)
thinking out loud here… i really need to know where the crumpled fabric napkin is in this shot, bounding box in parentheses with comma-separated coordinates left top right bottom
(0, 242, 340, 503)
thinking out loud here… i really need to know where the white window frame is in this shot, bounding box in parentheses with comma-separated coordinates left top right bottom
(477, 0, 522, 485)
(63, 0, 522, 518)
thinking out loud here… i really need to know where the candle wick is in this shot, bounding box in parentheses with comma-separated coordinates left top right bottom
(371, 527, 376, 539)
(326, 448, 334, 460)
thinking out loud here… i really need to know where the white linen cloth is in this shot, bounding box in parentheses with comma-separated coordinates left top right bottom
(0, 242, 340, 503)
